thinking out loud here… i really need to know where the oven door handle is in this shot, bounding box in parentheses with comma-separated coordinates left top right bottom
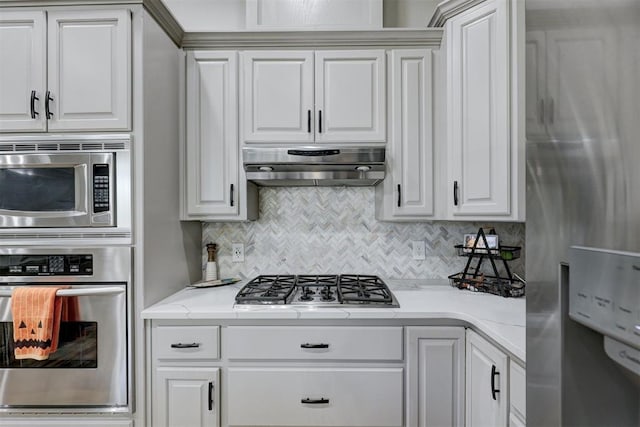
(0, 287, 125, 297)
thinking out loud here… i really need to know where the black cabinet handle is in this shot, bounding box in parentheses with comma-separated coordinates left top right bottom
(397, 184, 402, 207)
(230, 183, 234, 207)
(300, 343, 329, 349)
(318, 110, 322, 133)
(45, 90, 53, 119)
(170, 342, 200, 349)
(307, 110, 311, 133)
(491, 364, 500, 400)
(301, 397, 329, 404)
(208, 382, 214, 411)
(453, 181, 459, 206)
(30, 90, 39, 119)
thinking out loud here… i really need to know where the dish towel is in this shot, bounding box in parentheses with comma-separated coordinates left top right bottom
(10, 287, 67, 360)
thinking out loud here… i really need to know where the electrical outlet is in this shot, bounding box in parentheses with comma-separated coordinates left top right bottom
(412, 241, 426, 261)
(231, 243, 244, 263)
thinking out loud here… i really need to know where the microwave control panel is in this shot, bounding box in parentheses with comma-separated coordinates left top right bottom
(93, 164, 110, 213)
(569, 246, 640, 349)
(0, 254, 93, 276)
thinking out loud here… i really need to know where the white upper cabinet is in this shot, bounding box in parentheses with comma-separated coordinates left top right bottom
(445, 0, 525, 221)
(241, 51, 314, 143)
(0, 11, 46, 132)
(376, 49, 434, 221)
(184, 51, 258, 221)
(527, 27, 617, 143)
(245, 0, 382, 31)
(315, 50, 386, 142)
(0, 8, 130, 133)
(47, 10, 131, 131)
(241, 50, 385, 144)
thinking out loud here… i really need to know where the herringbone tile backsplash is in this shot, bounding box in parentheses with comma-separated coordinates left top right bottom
(203, 187, 525, 280)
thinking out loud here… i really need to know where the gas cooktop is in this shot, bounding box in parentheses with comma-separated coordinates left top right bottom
(235, 274, 399, 308)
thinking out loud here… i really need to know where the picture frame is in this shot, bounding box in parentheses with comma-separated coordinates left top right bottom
(463, 233, 499, 253)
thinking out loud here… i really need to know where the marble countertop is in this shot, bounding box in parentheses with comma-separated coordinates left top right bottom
(142, 279, 526, 363)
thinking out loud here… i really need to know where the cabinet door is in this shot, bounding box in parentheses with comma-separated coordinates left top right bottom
(315, 50, 386, 142)
(382, 49, 434, 219)
(154, 367, 220, 427)
(406, 327, 465, 427)
(47, 10, 130, 131)
(545, 28, 617, 142)
(0, 11, 46, 132)
(447, 0, 510, 216)
(466, 330, 508, 427)
(241, 51, 314, 143)
(186, 51, 239, 217)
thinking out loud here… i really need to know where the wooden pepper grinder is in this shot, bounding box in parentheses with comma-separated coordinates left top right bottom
(205, 243, 218, 281)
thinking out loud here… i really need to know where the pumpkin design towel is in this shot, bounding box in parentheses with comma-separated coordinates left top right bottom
(11, 287, 67, 360)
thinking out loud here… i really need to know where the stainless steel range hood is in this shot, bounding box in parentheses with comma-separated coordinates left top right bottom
(243, 146, 385, 186)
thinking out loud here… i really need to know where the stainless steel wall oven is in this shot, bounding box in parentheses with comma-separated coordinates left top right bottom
(0, 246, 131, 413)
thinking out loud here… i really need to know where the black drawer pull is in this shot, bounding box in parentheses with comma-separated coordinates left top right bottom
(170, 342, 200, 349)
(301, 397, 329, 404)
(491, 364, 500, 400)
(307, 109, 311, 133)
(318, 110, 322, 133)
(300, 343, 329, 349)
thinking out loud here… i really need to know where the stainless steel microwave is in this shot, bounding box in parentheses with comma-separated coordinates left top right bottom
(0, 137, 130, 229)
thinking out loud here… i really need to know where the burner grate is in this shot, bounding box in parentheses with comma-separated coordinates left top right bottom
(338, 274, 393, 304)
(235, 275, 296, 304)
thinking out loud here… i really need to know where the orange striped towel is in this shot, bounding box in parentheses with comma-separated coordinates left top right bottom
(11, 287, 67, 360)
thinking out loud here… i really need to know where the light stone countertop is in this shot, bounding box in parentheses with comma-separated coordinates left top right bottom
(142, 279, 526, 363)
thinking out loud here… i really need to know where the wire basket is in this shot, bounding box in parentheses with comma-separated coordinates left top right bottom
(448, 272, 525, 298)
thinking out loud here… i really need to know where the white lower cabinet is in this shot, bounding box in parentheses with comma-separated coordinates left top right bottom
(509, 360, 526, 427)
(406, 327, 465, 427)
(227, 368, 403, 427)
(151, 323, 222, 427)
(466, 329, 526, 427)
(149, 322, 523, 427)
(466, 330, 508, 427)
(224, 325, 403, 427)
(155, 367, 220, 427)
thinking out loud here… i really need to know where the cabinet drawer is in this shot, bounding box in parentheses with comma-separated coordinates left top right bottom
(224, 326, 402, 360)
(227, 367, 403, 427)
(509, 360, 526, 420)
(153, 325, 219, 360)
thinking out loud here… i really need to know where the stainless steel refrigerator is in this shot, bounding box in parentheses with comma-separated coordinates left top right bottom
(526, 0, 640, 425)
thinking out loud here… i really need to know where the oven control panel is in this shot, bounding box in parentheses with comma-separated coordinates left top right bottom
(0, 254, 93, 276)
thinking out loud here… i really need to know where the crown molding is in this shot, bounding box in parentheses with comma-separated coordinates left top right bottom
(182, 29, 443, 50)
(428, 0, 486, 27)
(0, 0, 184, 46)
(142, 0, 183, 46)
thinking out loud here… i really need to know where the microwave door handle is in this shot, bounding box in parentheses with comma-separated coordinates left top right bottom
(0, 287, 125, 298)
